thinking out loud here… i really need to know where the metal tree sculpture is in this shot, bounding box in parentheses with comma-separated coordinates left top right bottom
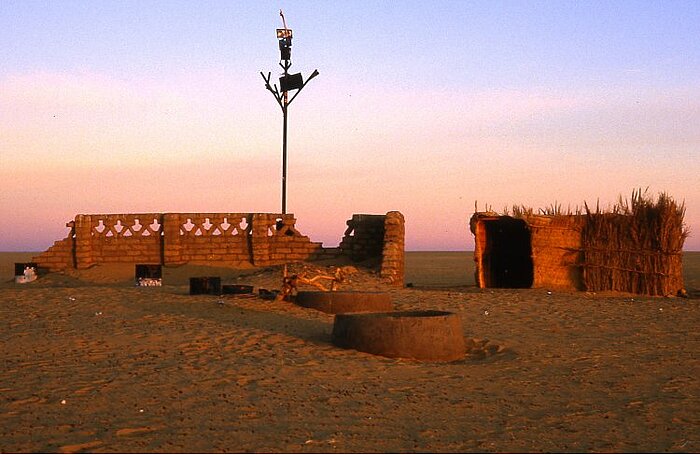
(260, 10, 319, 214)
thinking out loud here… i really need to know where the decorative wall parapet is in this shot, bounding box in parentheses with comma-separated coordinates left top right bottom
(33, 212, 405, 286)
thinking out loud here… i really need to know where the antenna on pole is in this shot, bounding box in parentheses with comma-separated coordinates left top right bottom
(279, 9, 288, 31)
(261, 10, 319, 215)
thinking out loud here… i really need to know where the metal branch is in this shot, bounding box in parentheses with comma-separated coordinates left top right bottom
(260, 71, 284, 109)
(288, 69, 319, 105)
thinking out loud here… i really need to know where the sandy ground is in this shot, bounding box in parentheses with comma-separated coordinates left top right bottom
(0, 252, 699, 453)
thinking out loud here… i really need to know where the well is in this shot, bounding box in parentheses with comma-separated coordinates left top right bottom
(331, 310, 466, 362)
(295, 291, 393, 314)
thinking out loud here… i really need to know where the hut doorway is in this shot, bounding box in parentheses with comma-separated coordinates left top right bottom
(482, 218, 533, 288)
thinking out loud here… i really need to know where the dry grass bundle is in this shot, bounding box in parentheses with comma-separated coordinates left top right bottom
(502, 203, 583, 218)
(581, 189, 689, 296)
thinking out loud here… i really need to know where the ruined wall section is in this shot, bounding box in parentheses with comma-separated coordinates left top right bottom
(339, 213, 405, 286)
(33, 212, 405, 286)
(32, 221, 75, 271)
(249, 213, 328, 267)
(380, 211, 405, 285)
(339, 214, 386, 262)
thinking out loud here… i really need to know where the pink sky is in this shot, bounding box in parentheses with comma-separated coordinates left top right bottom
(1, 2, 698, 252)
(1, 70, 698, 251)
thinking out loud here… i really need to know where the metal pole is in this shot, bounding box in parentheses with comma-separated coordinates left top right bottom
(260, 15, 318, 215)
(282, 95, 288, 214)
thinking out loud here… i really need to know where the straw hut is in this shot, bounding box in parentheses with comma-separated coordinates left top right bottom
(469, 191, 688, 296)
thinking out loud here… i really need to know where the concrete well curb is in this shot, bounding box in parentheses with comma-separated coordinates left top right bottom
(332, 310, 466, 362)
(295, 291, 393, 314)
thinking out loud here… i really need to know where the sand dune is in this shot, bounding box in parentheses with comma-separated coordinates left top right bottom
(0, 252, 698, 452)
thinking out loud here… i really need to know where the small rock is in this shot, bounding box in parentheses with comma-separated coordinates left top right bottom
(486, 344, 500, 355)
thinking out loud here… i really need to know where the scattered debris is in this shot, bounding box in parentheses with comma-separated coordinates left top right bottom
(136, 278, 162, 287)
(14, 266, 38, 284)
(222, 284, 254, 295)
(258, 289, 279, 300)
(464, 338, 505, 360)
(278, 264, 353, 301)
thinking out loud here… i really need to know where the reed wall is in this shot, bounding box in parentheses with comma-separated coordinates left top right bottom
(581, 192, 686, 295)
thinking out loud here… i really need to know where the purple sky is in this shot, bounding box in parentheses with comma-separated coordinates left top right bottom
(1, 1, 698, 251)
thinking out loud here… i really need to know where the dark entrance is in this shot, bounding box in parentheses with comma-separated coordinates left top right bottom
(482, 218, 533, 288)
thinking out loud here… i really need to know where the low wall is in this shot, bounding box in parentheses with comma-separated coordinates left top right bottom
(33, 211, 405, 285)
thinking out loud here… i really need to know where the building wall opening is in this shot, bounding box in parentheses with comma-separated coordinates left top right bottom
(483, 218, 533, 288)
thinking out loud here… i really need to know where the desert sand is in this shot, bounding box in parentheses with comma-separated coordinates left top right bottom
(1, 251, 699, 453)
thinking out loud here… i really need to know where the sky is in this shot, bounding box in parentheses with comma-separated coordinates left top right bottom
(1, 0, 698, 251)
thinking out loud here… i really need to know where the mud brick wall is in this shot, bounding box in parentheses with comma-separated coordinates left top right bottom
(340, 212, 405, 286)
(162, 213, 251, 265)
(380, 211, 405, 285)
(33, 221, 76, 270)
(339, 214, 386, 261)
(33, 211, 405, 285)
(34, 212, 338, 270)
(249, 213, 327, 266)
(73, 214, 163, 268)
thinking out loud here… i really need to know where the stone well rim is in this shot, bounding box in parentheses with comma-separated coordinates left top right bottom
(296, 290, 388, 296)
(334, 310, 455, 319)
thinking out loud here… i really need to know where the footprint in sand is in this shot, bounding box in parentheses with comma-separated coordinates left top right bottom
(58, 440, 103, 453)
(115, 426, 159, 437)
